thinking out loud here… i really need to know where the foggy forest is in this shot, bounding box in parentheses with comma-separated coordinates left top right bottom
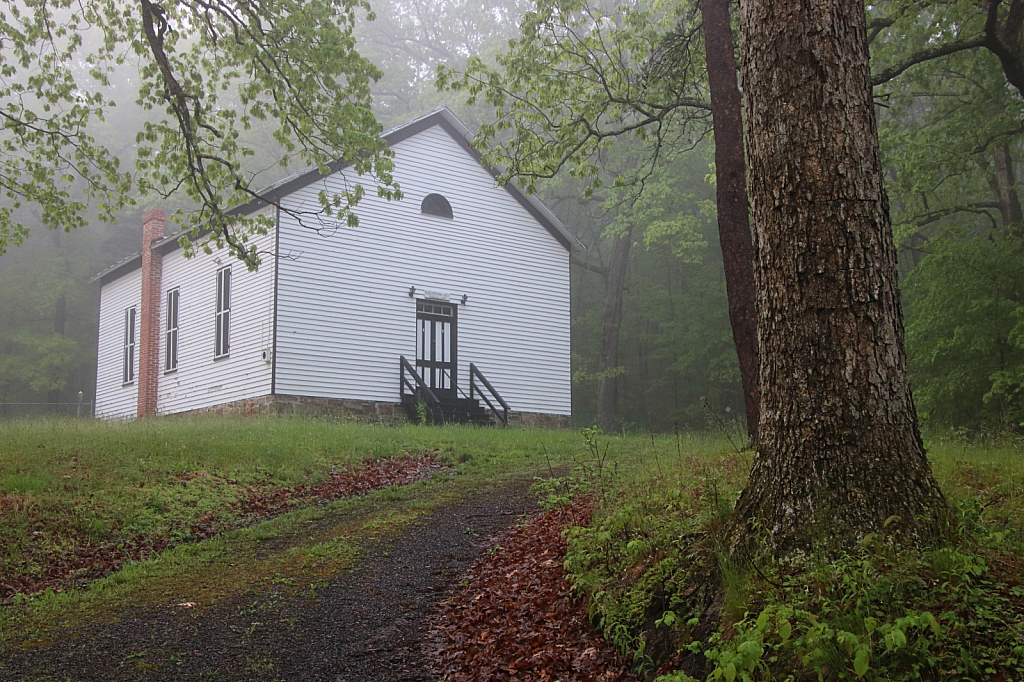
(0, 0, 1021, 439)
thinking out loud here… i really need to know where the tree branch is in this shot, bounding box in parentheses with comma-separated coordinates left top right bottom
(871, 36, 988, 86)
(867, 16, 894, 45)
(897, 202, 1001, 227)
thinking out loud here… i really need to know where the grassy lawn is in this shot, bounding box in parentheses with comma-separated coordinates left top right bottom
(1, 417, 727, 648)
(2, 417, 1021, 681)
(0, 417, 580, 643)
(0, 416, 576, 556)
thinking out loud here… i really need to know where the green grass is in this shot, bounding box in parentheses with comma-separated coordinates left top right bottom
(0, 416, 580, 562)
(929, 439, 1024, 512)
(0, 415, 575, 491)
(0, 418, 739, 644)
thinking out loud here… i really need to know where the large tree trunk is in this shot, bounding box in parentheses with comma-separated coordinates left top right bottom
(596, 228, 633, 433)
(701, 0, 760, 445)
(732, 0, 948, 552)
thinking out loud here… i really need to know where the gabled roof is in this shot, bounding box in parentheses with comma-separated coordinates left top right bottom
(90, 107, 582, 285)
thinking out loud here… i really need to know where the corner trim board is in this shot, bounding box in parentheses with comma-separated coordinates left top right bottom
(271, 205, 281, 395)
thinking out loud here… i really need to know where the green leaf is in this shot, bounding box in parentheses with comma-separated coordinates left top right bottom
(853, 647, 870, 678)
(886, 628, 907, 650)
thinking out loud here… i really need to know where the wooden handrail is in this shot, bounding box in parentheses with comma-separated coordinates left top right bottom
(400, 356, 439, 404)
(469, 363, 509, 426)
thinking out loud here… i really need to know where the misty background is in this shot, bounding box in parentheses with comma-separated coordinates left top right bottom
(0, 0, 1020, 435)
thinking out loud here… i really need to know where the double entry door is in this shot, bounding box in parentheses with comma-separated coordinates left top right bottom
(415, 300, 457, 398)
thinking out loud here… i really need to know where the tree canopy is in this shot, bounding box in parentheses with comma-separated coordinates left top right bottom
(436, 0, 711, 197)
(0, 0, 400, 269)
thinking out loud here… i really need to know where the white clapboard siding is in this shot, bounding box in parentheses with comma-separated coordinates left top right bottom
(95, 269, 142, 419)
(156, 217, 275, 414)
(275, 123, 571, 414)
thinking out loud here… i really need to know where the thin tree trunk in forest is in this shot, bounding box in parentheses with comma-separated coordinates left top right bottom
(992, 142, 1023, 235)
(700, 0, 760, 445)
(596, 228, 633, 433)
(732, 0, 948, 552)
(48, 229, 66, 406)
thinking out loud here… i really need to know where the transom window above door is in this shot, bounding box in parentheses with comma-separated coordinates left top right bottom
(417, 301, 453, 316)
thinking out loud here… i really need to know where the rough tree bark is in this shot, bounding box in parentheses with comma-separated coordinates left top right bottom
(596, 228, 633, 433)
(731, 0, 949, 552)
(700, 0, 760, 445)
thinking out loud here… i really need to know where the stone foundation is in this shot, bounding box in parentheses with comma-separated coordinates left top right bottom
(177, 394, 570, 429)
(178, 394, 279, 418)
(179, 394, 406, 424)
(507, 410, 571, 429)
(272, 394, 406, 424)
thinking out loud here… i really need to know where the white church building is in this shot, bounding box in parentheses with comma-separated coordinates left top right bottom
(92, 107, 579, 425)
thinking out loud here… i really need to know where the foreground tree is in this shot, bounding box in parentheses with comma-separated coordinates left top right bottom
(0, 0, 398, 268)
(730, 0, 949, 551)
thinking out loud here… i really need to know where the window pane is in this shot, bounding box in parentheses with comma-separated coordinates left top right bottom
(123, 307, 136, 383)
(215, 269, 230, 357)
(223, 269, 230, 310)
(165, 289, 179, 371)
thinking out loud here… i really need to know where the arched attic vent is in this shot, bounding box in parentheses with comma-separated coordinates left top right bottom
(421, 193, 453, 219)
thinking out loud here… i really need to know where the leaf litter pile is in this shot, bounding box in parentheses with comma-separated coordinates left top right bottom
(431, 497, 636, 681)
(1, 452, 443, 603)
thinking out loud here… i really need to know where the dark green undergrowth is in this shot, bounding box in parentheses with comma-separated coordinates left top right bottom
(562, 434, 1024, 681)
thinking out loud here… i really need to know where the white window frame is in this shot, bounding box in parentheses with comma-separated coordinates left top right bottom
(165, 287, 179, 372)
(215, 267, 231, 358)
(123, 306, 136, 385)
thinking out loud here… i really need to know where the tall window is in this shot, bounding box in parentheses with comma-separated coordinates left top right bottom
(123, 306, 136, 384)
(215, 267, 231, 358)
(165, 288, 179, 372)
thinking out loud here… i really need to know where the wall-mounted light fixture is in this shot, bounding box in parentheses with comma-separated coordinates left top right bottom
(408, 286, 416, 298)
(461, 294, 468, 305)
(214, 257, 222, 265)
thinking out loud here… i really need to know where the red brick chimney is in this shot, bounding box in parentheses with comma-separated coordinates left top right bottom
(137, 210, 165, 417)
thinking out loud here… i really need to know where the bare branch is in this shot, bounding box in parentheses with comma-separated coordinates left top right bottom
(897, 202, 1001, 227)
